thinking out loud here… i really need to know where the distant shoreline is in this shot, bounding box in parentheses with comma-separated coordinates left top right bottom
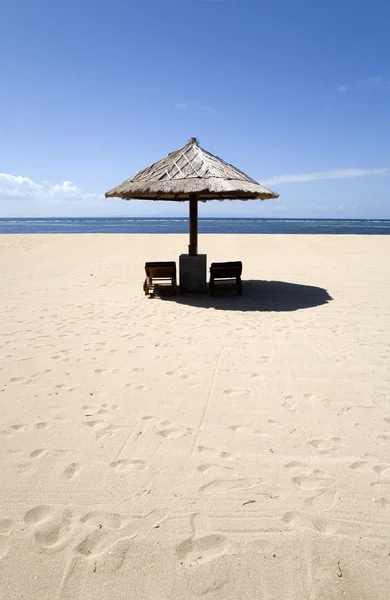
(1, 217, 389, 235)
(1, 217, 389, 222)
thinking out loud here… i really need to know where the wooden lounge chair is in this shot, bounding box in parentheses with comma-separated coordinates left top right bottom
(143, 262, 177, 296)
(209, 261, 243, 296)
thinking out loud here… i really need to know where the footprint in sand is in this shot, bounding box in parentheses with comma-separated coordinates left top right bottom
(349, 460, 389, 474)
(96, 425, 120, 441)
(284, 461, 309, 469)
(75, 514, 137, 560)
(110, 459, 146, 472)
(82, 404, 119, 416)
(176, 513, 230, 568)
(80, 512, 124, 529)
(197, 464, 234, 475)
(257, 356, 270, 364)
(177, 534, 228, 566)
(291, 472, 333, 489)
(196, 446, 232, 460)
(373, 464, 390, 474)
(30, 449, 68, 459)
(228, 424, 264, 435)
(24, 505, 73, 550)
(124, 383, 146, 391)
(373, 497, 390, 507)
(199, 479, 262, 495)
(282, 395, 298, 410)
(308, 437, 343, 453)
(9, 424, 28, 432)
(154, 417, 193, 439)
(282, 512, 324, 532)
(0, 520, 13, 559)
(290, 469, 336, 509)
(17, 462, 36, 476)
(63, 463, 82, 479)
(303, 487, 339, 510)
(156, 427, 190, 439)
(136, 416, 192, 439)
(83, 420, 104, 429)
(83, 420, 120, 441)
(303, 393, 334, 406)
(18, 449, 70, 477)
(370, 481, 390, 490)
(223, 389, 250, 397)
(165, 371, 191, 380)
(7, 422, 48, 434)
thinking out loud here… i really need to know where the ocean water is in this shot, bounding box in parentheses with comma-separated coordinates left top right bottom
(0, 218, 390, 235)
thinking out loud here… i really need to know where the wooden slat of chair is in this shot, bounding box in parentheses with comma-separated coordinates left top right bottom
(144, 262, 177, 296)
(209, 261, 242, 296)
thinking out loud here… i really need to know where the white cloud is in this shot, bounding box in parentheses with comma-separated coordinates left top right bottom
(0, 173, 42, 197)
(359, 75, 390, 89)
(49, 181, 99, 198)
(0, 172, 101, 201)
(337, 75, 390, 93)
(0, 173, 40, 187)
(0, 188, 27, 198)
(262, 167, 390, 186)
(202, 105, 217, 113)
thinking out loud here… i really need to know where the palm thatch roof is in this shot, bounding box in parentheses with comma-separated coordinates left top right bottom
(105, 138, 279, 202)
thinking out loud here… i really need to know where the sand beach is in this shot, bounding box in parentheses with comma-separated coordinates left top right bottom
(0, 233, 390, 599)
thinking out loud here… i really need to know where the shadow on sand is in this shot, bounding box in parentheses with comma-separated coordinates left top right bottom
(162, 280, 333, 312)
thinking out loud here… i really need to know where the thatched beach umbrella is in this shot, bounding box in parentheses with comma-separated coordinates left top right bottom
(105, 138, 279, 256)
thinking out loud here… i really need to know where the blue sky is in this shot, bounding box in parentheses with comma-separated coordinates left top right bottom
(1, 0, 389, 218)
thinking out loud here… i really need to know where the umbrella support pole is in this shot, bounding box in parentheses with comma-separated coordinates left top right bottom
(181, 193, 206, 292)
(188, 195, 198, 256)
